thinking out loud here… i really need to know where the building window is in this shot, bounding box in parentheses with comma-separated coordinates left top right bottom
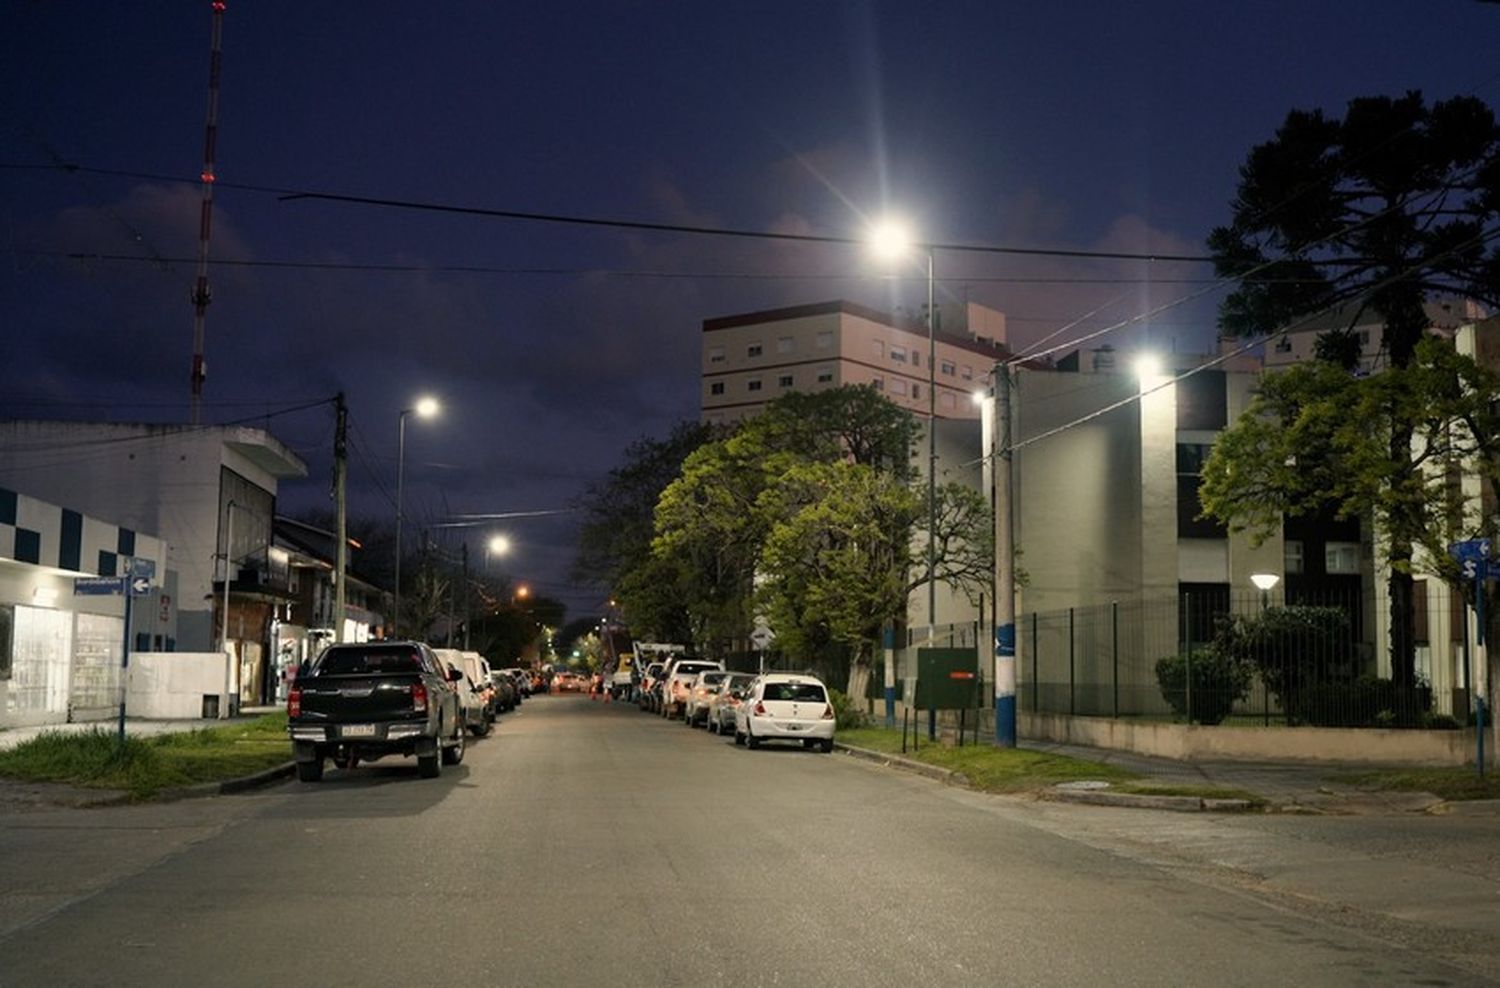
(816, 331, 833, 349)
(961, 365, 973, 380)
(940, 360, 955, 376)
(872, 377, 884, 392)
(890, 379, 908, 396)
(873, 341, 885, 358)
(890, 346, 907, 363)
(1175, 443, 1214, 475)
(778, 374, 793, 388)
(747, 343, 763, 358)
(777, 336, 794, 354)
(709, 382, 725, 396)
(747, 379, 763, 392)
(708, 346, 725, 363)
(1325, 541, 1359, 574)
(912, 352, 920, 368)
(911, 384, 921, 399)
(1284, 540, 1304, 575)
(816, 365, 834, 383)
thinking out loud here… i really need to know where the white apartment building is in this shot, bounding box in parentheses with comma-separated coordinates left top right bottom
(700, 299, 1009, 425)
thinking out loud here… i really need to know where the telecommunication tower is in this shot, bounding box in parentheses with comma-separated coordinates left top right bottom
(190, 1, 227, 424)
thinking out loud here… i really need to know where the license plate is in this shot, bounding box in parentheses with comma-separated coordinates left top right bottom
(342, 724, 377, 738)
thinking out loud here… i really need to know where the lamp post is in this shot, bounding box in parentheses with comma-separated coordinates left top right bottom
(487, 534, 511, 573)
(869, 219, 938, 724)
(394, 396, 440, 638)
(1251, 573, 1280, 613)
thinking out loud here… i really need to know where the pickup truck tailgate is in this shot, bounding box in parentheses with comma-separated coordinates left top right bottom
(296, 675, 425, 721)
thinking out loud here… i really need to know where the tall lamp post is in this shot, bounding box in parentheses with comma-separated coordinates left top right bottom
(869, 219, 937, 726)
(394, 396, 440, 638)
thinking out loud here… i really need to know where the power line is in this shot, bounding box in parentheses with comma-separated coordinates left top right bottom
(0, 161, 1216, 264)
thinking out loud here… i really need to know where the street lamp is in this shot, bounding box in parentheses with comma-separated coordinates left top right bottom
(486, 534, 511, 573)
(394, 396, 440, 638)
(1251, 572, 1281, 612)
(868, 217, 937, 725)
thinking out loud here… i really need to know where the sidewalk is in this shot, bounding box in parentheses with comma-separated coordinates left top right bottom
(1022, 738, 1498, 813)
(0, 706, 282, 753)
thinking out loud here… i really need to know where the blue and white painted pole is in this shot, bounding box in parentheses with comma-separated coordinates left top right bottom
(994, 364, 1017, 747)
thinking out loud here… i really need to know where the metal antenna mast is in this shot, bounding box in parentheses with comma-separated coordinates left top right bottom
(190, 1, 227, 424)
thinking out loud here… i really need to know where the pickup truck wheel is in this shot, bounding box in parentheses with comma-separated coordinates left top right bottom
(442, 722, 466, 765)
(296, 758, 324, 783)
(821, 738, 834, 753)
(418, 752, 441, 778)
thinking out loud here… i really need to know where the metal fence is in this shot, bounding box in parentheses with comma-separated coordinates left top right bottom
(1020, 587, 1476, 727)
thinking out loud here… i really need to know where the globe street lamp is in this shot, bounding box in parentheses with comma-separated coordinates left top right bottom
(394, 396, 440, 637)
(486, 534, 511, 573)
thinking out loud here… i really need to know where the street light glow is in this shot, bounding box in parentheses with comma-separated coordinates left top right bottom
(867, 217, 914, 261)
(414, 396, 440, 418)
(488, 534, 511, 556)
(1250, 573, 1281, 592)
(1134, 353, 1163, 381)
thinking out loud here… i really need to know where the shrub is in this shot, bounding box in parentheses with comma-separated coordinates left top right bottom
(828, 688, 870, 731)
(1154, 648, 1252, 725)
(1294, 676, 1434, 727)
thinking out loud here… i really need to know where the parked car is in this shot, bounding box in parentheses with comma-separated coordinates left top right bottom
(556, 671, 584, 693)
(637, 662, 666, 712)
(706, 672, 757, 735)
(436, 649, 492, 737)
(660, 659, 724, 719)
(287, 640, 466, 780)
(733, 673, 836, 751)
(683, 670, 731, 727)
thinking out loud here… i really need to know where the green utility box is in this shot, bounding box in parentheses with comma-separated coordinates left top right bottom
(914, 647, 982, 709)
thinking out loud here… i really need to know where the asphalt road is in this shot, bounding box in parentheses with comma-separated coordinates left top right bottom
(0, 694, 1493, 987)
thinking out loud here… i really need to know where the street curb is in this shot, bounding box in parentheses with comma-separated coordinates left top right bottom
(1044, 788, 1254, 813)
(157, 761, 296, 802)
(835, 742, 964, 785)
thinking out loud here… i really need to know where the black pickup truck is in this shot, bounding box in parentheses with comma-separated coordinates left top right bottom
(287, 640, 466, 781)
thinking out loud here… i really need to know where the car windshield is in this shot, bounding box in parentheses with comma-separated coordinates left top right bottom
(675, 663, 716, 676)
(763, 682, 825, 702)
(314, 647, 424, 676)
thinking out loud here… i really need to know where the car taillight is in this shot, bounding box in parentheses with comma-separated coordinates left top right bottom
(288, 686, 301, 718)
(753, 701, 766, 715)
(411, 682, 429, 713)
(822, 704, 835, 720)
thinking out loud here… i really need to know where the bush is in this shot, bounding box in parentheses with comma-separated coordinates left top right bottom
(828, 688, 870, 731)
(1154, 648, 1251, 725)
(1294, 676, 1434, 728)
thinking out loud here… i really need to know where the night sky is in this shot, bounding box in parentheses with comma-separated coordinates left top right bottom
(3, 1, 1496, 619)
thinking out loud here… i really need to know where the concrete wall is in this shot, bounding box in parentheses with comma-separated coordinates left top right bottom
(127, 651, 233, 719)
(1023, 711, 1476, 766)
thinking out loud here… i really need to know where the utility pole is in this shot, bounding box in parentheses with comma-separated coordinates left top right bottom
(993, 364, 1017, 746)
(462, 541, 470, 649)
(333, 392, 348, 643)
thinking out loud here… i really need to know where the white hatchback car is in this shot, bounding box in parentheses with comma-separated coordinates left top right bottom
(733, 673, 835, 752)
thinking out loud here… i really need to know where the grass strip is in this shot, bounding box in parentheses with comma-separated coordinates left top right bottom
(839, 726, 1138, 794)
(0, 712, 292, 800)
(1331, 766, 1500, 802)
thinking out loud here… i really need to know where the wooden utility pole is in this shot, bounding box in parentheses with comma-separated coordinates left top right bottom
(334, 392, 348, 642)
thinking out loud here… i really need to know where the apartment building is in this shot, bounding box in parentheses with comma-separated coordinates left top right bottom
(700, 299, 1009, 425)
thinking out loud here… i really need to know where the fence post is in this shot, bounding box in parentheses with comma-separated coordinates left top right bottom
(1068, 606, 1076, 717)
(1181, 592, 1191, 724)
(1112, 600, 1119, 719)
(1032, 612, 1039, 713)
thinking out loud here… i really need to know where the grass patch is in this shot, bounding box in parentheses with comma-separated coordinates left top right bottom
(1331, 766, 1500, 802)
(0, 713, 292, 800)
(839, 726, 1138, 794)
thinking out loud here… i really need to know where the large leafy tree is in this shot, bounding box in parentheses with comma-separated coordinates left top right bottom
(1207, 91, 1500, 707)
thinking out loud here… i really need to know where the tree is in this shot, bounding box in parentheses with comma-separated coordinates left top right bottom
(1201, 339, 1500, 716)
(572, 420, 722, 640)
(1207, 91, 1500, 710)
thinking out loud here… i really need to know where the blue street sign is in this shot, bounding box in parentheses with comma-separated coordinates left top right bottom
(1450, 538, 1492, 563)
(1458, 558, 1500, 581)
(73, 576, 126, 596)
(129, 575, 152, 596)
(129, 557, 156, 580)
